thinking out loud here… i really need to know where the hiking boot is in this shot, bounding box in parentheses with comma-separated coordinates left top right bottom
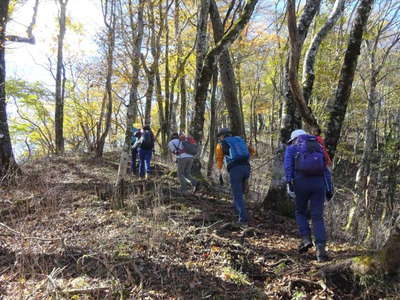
(316, 244, 329, 262)
(298, 236, 313, 253)
(192, 182, 199, 193)
(239, 222, 249, 229)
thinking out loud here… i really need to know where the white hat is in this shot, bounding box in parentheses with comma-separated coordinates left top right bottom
(288, 129, 307, 143)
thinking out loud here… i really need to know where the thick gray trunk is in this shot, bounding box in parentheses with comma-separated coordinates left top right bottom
(325, 0, 375, 159)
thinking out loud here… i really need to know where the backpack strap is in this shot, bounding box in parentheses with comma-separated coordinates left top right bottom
(172, 140, 183, 155)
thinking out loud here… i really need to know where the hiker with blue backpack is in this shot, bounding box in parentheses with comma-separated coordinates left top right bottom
(133, 125, 155, 178)
(284, 129, 334, 262)
(216, 128, 251, 225)
(168, 133, 199, 194)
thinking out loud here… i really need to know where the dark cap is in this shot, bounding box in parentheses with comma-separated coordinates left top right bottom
(217, 128, 232, 137)
(170, 132, 179, 140)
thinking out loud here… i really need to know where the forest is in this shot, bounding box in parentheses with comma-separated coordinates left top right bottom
(0, 0, 399, 298)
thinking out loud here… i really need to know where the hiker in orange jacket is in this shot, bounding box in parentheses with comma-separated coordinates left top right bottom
(215, 128, 254, 224)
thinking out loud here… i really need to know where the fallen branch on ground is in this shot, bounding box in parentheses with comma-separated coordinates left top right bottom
(61, 286, 111, 296)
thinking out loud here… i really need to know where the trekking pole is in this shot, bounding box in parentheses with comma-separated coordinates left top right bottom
(251, 160, 272, 172)
(219, 172, 224, 186)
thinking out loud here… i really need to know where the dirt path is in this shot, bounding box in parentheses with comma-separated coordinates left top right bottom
(0, 154, 386, 299)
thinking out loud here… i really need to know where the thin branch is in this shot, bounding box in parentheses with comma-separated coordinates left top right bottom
(6, 0, 40, 44)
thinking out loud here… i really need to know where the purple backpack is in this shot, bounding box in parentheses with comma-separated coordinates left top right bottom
(294, 134, 325, 176)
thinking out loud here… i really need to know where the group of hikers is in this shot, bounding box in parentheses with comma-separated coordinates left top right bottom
(130, 125, 333, 262)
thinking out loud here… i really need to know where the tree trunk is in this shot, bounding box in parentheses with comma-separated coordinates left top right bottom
(194, 0, 210, 92)
(347, 11, 400, 237)
(189, 0, 259, 143)
(347, 76, 378, 235)
(325, 0, 375, 159)
(319, 225, 400, 279)
(0, 0, 19, 178)
(207, 68, 218, 177)
(144, 70, 154, 125)
(1, 0, 39, 177)
(179, 75, 187, 133)
(286, 0, 321, 132)
(209, 0, 244, 137)
(95, 0, 117, 158)
(164, 0, 171, 132)
(383, 116, 399, 217)
(263, 0, 321, 213)
(302, 0, 346, 104)
(54, 0, 68, 155)
(114, 0, 144, 208)
(236, 61, 246, 139)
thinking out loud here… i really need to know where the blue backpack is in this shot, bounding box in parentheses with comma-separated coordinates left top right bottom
(294, 134, 325, 176)
(224, 136, 250, 164)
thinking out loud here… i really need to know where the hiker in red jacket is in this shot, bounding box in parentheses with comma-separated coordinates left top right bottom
(313, 128, 332, 168)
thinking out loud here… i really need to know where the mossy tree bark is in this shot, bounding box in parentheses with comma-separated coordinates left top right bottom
(320, 226, 400, 281)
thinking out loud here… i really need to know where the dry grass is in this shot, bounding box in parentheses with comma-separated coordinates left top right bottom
(0, 152, 398, 299)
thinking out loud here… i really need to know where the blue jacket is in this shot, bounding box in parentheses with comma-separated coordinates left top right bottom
(284, 143, 333, 192)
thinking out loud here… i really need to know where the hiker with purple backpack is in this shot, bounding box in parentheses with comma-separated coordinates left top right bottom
(284, 129, 334, 262)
